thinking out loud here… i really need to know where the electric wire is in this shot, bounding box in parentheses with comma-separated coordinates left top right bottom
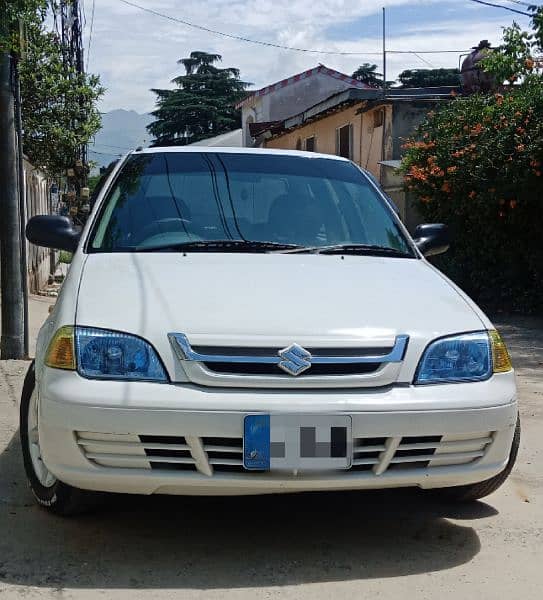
(86, 0, 96, 71)
(118, 0, 469, 56)
(468, 0, 532, 16)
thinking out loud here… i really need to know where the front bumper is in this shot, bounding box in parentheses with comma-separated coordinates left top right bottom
(38, 368, 518, 496)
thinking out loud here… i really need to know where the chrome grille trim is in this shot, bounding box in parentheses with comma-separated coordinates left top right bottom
(169, 333, 409, 365)
(168, 333, 409, 388)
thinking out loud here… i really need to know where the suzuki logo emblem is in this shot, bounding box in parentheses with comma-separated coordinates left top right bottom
(278, 344, 312, 376)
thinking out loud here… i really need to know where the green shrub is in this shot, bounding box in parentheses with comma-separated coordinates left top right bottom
(59, 251, 72, 264)
(401, 83, 543, 313)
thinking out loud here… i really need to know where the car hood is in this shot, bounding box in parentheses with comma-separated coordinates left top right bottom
(76, 253, 485, 379)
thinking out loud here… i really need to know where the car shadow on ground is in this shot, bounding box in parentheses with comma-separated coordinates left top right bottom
(0, 431, 497, 590)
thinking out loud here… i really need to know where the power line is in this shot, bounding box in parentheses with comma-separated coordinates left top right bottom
(92, 142, 134, 150)
(504, 0, 538, 8)
(468, 0, 531, 16)
(89, 149, 123, 156)
(86, 0, 95, 71)
(118, 0, 469, 56)
(412, 52, 435, 67)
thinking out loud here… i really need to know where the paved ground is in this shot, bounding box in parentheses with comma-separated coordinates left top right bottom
(0, 313, 541, 599)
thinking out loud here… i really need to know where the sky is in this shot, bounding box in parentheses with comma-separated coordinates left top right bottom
(82, 0, 535, 114)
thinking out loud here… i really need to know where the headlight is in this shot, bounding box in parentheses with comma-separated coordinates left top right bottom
(415, 331, 511, 385)
(76, 327, 167, 381)
(45, 326, 167, 381)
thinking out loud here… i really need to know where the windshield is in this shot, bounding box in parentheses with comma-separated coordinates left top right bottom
(88, 152, 414, 256)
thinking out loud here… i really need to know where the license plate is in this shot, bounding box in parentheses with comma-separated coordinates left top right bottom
(243, 415, 352, 471)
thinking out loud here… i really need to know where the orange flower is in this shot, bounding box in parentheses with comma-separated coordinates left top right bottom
(495, 93, 504, 106)
(447, 166, 458, 174)
(469, 191, 477, 199)
(471, 123, 483, 135)
(510, 200, 517, 209)
(516, 144, 525, 152)
(525, 58, 534, 70)
(441, 182, 451, 193)
(516, 127, 526, 135)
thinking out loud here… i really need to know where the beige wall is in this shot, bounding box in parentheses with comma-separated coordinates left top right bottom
(265, 103, 393, 180)
(23, 158, 54, 293)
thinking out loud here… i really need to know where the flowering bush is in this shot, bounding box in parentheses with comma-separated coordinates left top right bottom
(401, 84, 543, 312)
(401, 11, 543, 313)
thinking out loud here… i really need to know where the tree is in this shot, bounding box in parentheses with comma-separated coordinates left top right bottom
(400, 7, 543, 312)
(19, 19, 104, 177)
(352, 63, 382, 87)
(397, 68, 461, 88)
(148, 51, 249, 146)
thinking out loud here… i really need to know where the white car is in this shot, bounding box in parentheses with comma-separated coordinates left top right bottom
(23, 147, 519, 515)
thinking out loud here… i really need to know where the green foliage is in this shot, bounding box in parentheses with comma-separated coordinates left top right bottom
(397, 68, 461, 88)
(401, 10, 543, 313)
(351, 63, 394, 88)
(148, 51, 249, 146)
(401, 83, 543, 313)
(19, 19, 104, 177)
(87, 174, 102, 194)
(0, 0, 46, 52)
(59, 250, 72, 264)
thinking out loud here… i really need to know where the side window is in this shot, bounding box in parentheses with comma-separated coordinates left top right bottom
(336, 124, 353, 159)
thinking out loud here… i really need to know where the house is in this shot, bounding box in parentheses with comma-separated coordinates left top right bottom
(253, 86, 458, 227)
(237, 65, 371, 147)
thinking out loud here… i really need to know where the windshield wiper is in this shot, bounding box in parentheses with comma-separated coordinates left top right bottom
(280, 243, 414, 257)
(136, 240, 304, 253)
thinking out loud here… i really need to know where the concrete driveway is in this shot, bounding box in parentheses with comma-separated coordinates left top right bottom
(0, 317, 541, 599)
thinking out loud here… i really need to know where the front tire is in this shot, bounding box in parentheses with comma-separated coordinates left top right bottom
(432, 415, 521, 502)
(20, 362, 101, 516)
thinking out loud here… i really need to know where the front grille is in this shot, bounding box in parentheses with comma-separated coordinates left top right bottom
(76, 431, 494, 476)
(203, 362, 381, 377)
(76, 432, 197, 471)
(202, 437, 244, 472)
(170, 333, 409, 388)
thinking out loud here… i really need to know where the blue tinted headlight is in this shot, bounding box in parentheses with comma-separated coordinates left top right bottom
(75, 327, 167, 382)
(415, 332, 491, 385)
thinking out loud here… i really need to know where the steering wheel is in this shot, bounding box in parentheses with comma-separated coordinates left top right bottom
(136, 218, 192, 244)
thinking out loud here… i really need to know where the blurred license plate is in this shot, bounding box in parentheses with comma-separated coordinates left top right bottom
(243, 415, 352, 471)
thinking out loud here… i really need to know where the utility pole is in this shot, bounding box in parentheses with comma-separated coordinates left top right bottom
(382, 7, 387, 99)
(0, 41, 25, 358)
(15, 60, 29, 357)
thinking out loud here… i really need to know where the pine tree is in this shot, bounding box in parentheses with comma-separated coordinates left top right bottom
(148, 51, 249, 146)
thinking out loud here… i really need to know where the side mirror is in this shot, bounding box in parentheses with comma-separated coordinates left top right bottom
(413, 223, 450, 257)
(26, 215, 81, 252)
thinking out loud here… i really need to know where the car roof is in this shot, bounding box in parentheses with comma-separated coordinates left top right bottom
(132, 146, 350, 163)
